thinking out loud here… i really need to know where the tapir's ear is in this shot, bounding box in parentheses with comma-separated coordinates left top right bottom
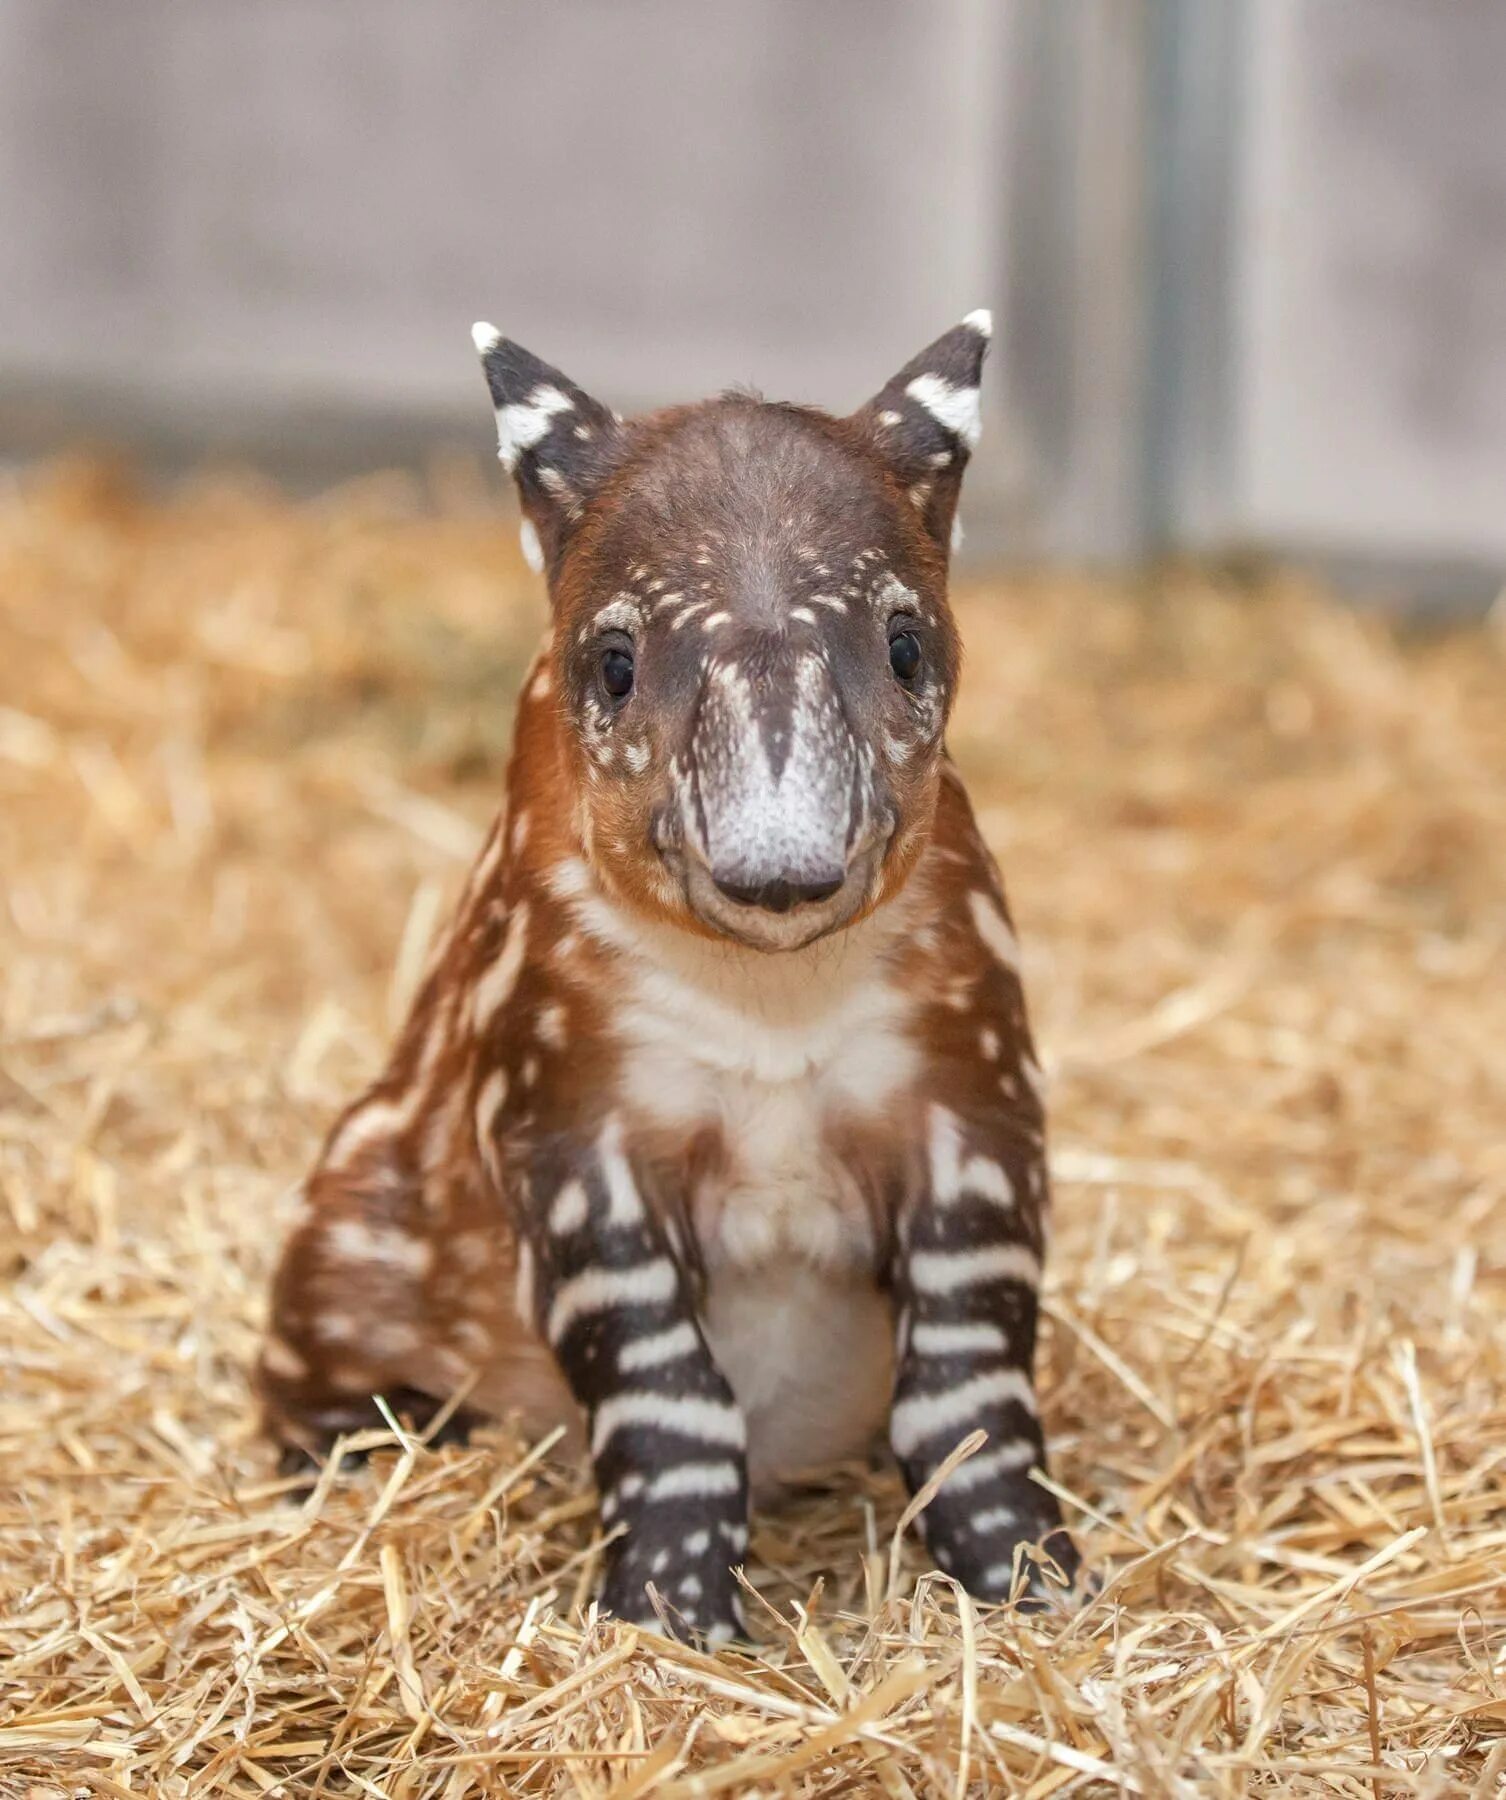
(471, 324, 623, 577)
(851, 309, 991, 554)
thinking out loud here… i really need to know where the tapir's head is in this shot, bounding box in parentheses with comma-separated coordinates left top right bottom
(473, 315, 989, 951)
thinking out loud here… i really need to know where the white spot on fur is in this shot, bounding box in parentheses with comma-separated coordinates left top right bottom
(590, 594, 644, 634)
(450, 1230, 491, 1271)
(471, 321, 501, 356)
(547, 1258, 675, 1344)
(909, 1243, 1041, 1295)
(514, 1241, 536, 1325)
(598, 1116, 644, 1224)
(982, 1561, 1026, 1592)
(474, 1067, 509, 1151)
(548, 1178, 589, 1236)
(940, 1438, 1038, 1495)
(620, 1320, 699, 1372)
(601, 1474, 642, 1523)
(368, 1319, 421, 1357)
(472, 903, 530, 1035)
(891, 1368, 1037, 1458)
(590, 1392, 746, 1457)
(906, 373, 982, 450)
(323, 1105, 398, 1172)
(968, 889, 1020, 971)
(872, 572, 919, 618)
(490, 383, 574, 473)
(324, 997, 450, 1168)
(980, 1027, 1001, 1061)
(962, 307, 993, 339)
(928, 1105, 1015, 1211)
(327, 1219, 432, 1277)
(326, 1361, 378, 1393)
(519, 517, 544, 572)
(910, 1319, 1007, 1356)
(536, 1001, 568, 1050)
(452, 1318, 492, 1358)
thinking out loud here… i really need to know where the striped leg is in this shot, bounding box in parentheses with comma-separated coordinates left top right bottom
(890, 1104, 1078, 1605)
(524, 1126, 750, 1640)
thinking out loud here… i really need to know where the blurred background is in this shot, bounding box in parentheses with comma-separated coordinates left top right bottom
(4, 0, 1505, 601)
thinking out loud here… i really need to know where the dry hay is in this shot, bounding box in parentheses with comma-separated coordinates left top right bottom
(1, 458, 1504, 1798)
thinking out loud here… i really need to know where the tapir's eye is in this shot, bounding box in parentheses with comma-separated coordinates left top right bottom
(600, 645, 635, 701)
(888, 628, 923, 684)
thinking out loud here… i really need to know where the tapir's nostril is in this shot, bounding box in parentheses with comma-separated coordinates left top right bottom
(713, 870, 845, 913)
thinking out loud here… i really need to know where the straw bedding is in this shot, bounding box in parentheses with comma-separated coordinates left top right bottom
(2, 459, 1503, 1796)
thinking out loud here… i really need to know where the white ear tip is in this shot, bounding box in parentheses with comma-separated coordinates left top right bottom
(961, 308, 992, 339)
(471, 320, 502, 357)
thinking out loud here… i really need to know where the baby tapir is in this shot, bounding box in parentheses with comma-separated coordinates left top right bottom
(258, 310, 1079, 1639)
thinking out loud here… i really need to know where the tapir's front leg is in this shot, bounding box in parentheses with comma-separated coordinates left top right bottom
(890, 1102, 1078, 1604)
(519, 1125, 750, 1640)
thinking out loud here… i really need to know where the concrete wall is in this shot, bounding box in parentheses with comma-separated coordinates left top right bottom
(1237, 0, 1506, 566)
(3, 1, 1504, 578)
(1157, 0, 1506, 579)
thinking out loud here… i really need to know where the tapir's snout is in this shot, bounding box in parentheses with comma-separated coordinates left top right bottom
(675, 652, 882, 947)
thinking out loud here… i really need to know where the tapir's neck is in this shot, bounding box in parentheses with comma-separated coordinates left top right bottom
(547, 843, 923, 1029)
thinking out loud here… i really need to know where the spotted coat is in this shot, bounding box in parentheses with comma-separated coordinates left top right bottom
(258, 311, 1079, 1640)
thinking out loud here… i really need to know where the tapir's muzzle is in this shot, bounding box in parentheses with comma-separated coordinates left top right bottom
(671, 653, 887, 949)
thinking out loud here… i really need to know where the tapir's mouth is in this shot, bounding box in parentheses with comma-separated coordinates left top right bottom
(663, 826, 892, 953)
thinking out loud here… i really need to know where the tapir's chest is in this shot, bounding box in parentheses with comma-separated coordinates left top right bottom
(611, 951, 918, 1482)
(614, 949, 918, 1265)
